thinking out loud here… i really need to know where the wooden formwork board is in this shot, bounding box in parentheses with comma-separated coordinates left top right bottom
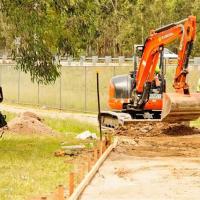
(68, 138, 118, 200)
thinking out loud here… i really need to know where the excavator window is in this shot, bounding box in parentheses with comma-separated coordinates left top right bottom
(134, 45, 144, 71)
(135, 45, 144, 58)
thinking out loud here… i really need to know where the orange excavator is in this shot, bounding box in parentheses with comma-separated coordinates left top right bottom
(101, 16, 200, 128)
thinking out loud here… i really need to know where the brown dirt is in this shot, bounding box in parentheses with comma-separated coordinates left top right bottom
(115, 134, 200, 157)
(6, 111, 56, 135)
(114, 122, 200, 137)
(81, 155, 200, 200)
(81, 123, 200, 200)
(113, 122, 200, 157)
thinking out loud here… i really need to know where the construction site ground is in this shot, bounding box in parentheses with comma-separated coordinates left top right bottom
(81, 123, 200, 200)
(1, 103, 200, 200)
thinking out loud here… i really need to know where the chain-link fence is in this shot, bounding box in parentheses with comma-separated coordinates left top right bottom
(0, 59, 199, 113)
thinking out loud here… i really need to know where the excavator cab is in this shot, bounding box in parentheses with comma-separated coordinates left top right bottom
(108, 45, 166, 119)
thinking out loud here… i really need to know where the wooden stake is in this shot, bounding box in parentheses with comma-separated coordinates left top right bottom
(107, 134, 112, 146)
(69, 172, 75, 196)
(102, 140, 106, 152)
(93, 148, 98, 162)
(99, 141, 103, 157)
(77, 166, 84, 184)
(68, 138, 118, 200)
(57, 185, 65, 200)
(76, 164, 85, 184)
(87, 158, 92, 172)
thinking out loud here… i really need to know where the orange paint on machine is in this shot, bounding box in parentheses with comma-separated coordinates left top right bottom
(100, 16, 200, 128)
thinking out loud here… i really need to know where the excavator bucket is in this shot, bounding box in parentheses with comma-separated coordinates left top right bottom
(161, 93, 200, 122)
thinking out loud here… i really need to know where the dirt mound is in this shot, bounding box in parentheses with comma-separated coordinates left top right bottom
(7, 112, 56, 135)
(113, 122, 200, 157)
(114, 122, 200, 137)
(115, 134, 200, 157)
(162, 124, 200, 136)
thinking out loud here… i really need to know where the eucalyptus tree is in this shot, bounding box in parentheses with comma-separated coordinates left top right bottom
(0, 0, 198, 85)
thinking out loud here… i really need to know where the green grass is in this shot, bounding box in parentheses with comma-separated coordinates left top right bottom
(0, 113, 98, 200)
(0, 136, 70, 200)
(45, 117, 98, 134)
(0, 108, 198, 200)
(2, 111, 98, 135)
(191, 118, 200, 128)
(3, 111, 16, 121)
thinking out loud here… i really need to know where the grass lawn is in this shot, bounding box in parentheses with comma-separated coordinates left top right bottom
(191, 118, 200, 128)
(0, 112, 98, 200)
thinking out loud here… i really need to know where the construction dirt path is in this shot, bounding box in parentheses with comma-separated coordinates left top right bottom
(81, 124, 200, 200)
(0, 103, 97, 125)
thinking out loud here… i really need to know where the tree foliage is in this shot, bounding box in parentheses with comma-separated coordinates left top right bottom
(0, 0, 199, 84)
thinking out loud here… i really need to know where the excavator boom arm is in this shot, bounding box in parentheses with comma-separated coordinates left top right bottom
(136, 16, 196, 94)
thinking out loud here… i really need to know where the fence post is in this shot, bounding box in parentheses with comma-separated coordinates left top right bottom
(59, 66, 62, 110)
(37, 82, 40, 106)
(113, 65, 116, 76)
(17, 70, 20, 104)
(84, 65, 87, 112)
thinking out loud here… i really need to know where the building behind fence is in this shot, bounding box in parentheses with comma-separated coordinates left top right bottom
(0, 57, 200, 113)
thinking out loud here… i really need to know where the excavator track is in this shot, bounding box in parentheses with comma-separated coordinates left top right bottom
(100, 111, 160, 129)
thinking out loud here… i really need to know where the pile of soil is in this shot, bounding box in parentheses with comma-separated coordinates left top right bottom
(114, 122, 200, 137)
(112, 122, 200, 157)
(7, 111, 56, 135)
